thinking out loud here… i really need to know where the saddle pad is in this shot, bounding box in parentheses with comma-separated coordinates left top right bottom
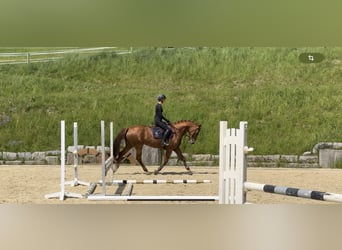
(152, 127, 164, 139)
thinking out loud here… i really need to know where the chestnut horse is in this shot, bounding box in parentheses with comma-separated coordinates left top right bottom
(111, 120, 201, 175)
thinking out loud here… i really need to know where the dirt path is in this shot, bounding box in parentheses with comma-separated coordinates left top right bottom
(1, 164, 342, 204)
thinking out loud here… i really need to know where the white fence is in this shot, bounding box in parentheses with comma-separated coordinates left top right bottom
(0, 47, 132, 65)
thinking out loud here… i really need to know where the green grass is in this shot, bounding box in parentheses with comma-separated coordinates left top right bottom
(1, 47, 342, 155)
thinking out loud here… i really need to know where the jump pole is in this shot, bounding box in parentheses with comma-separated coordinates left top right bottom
(45, 120, 83, 200)
(111, 179, 211, 184)
(243, 182, 342, 203)
(101, 120, 106, 195)
(87, 195, 218, 201)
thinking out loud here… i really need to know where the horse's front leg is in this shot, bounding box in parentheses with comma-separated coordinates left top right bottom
(154, 149, 172, 175)
(173, 147, 193, 175)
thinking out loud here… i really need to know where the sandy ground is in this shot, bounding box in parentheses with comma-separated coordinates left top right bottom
(1, 164, 342, 204)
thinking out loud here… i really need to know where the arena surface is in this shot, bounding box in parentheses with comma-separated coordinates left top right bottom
(1, 165, 342, 204)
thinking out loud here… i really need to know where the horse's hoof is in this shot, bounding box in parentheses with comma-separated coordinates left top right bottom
(154, 170, 159, 175)
(188, 170, 193, 175)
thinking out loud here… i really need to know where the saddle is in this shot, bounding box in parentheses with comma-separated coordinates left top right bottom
(151, 126, 173, 139)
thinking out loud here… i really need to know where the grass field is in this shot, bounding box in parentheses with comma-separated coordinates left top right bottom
(0, 47, 342, 155)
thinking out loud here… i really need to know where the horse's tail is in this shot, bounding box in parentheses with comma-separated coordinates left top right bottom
(113, 128, 128, 160)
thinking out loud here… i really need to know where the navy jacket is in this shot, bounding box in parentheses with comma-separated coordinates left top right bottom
(154, 103, 169, 124)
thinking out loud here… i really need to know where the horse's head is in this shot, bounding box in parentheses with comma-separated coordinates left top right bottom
(173, 120, 201, 144)
(188, 123, 201, 144)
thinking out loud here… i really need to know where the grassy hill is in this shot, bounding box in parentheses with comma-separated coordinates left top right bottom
(1, 47, 342, 155)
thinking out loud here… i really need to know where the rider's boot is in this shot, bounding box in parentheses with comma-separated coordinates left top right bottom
(162, 129, 171, 146)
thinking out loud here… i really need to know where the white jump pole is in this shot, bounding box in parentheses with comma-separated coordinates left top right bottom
(45, 120, 83, 200)
(109, 121, 114, 182)
(88, 195, 219, 201)
(60, 120, 66, 200)
(101, 120, 106, 195)
(111, 179, 211, 184)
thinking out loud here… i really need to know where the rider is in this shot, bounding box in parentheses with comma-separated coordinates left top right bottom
(154, 94, 172, 146)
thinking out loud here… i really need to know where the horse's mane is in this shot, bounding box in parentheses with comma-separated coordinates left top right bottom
(173, 120, 200, 126)
(147, 120, 200, 128)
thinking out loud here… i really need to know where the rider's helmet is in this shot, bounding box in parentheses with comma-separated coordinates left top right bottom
(157, 94, 166, 101)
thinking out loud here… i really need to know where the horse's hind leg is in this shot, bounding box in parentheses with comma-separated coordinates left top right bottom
(154, 149, 172, 175)
(174, 147, 193, 175)
(110, 145, 133, 174)
(135, 145, 150, 174)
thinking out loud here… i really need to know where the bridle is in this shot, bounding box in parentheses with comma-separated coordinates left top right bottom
(168, 122, 201, 144)
(188, 126, 201, 143)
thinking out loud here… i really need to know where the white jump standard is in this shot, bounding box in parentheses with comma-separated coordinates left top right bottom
(45, 121, 83, 200)
(68, 122, 90, 187)
(218, 121, 342, 204)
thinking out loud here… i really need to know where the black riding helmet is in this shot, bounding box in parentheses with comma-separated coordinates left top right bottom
(157, 94, 166, 101)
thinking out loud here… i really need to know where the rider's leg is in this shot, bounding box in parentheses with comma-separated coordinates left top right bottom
(155, 121, 170, 146)
(162, 128, 172, 146)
